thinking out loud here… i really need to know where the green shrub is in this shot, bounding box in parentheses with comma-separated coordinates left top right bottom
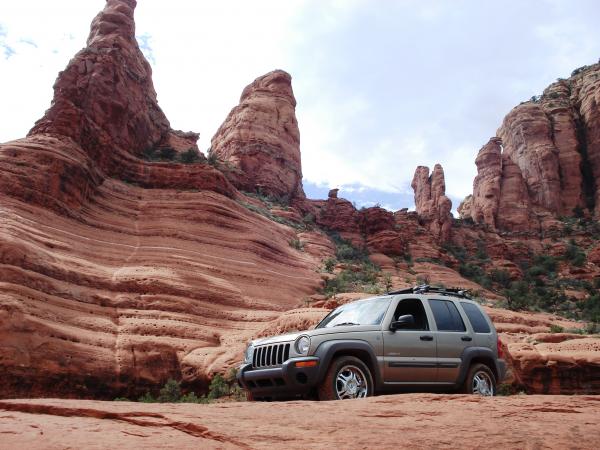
(533, 255, 558, 273)
(138, 392, 156, 403)
(324, 257, 336, 273)
(322, 262, 381, 297)
(490, 269, 511, 288)
(289, 238, 304, 251)
(496, 383, 515, 396)
(549, 324, 564, 333)
(383, 272, 393, 293)
(207, 374, 229, 400)
(179, 148, 201, 163)
(564, 241, 586, 267)
(158, 378, 182, 402)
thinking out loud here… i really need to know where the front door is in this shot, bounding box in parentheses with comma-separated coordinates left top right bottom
(383, 298, 437, 383)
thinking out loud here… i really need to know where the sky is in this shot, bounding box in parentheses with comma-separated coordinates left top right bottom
(1, 0, 600, 212)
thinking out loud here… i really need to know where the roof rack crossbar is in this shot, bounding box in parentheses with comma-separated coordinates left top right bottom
(387, 284, 471, 299)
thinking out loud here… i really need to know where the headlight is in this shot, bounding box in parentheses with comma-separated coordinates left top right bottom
(244, 344, 254, 363)
(295, 335, 310, 355)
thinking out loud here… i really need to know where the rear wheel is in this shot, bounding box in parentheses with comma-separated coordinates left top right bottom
(318, 356, 374, 401)
(462, 363, 496, 396)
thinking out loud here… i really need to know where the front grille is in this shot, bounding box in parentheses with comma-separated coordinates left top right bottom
(252, 343, 291, 368)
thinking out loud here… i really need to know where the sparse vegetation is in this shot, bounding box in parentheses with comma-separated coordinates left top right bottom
(289, 237, 305, 251)
(321, 261, 381, 297)
(142, 146, 204, 164)
(129, 372, 244, 404)
(179, 147, 202, 163)
(323, 257, 336, 273)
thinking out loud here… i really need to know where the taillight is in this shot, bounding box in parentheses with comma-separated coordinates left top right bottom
(497, 337, 504, 359)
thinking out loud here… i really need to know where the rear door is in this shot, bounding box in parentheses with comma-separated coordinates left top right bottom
(427, 298, 472, 383)
(383, 298, 437, 383)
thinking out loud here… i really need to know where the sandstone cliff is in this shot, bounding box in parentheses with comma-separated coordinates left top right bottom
(211, 70, 305, 201)
(461, 63, 600, 228)
(0, 0, 323, 399)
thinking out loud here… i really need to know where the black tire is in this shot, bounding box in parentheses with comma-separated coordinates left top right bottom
(317, 356, 374, 401)
(462, 363, 496, 396)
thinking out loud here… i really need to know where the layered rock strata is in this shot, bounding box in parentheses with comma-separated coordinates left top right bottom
(0, 0, 323, 398)
(462, 63, 600, 228)
(211, 70, 305, 200)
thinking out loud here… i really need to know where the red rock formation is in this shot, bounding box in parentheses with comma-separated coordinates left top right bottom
(0, 0, 324, 399)
(358, 207, 406, 256)
(470, 138, 502, 229)
(411, 164, 452, 242)
(571, 65, 600, 216)
(29, 0, 194, 173)
(463, 63, 600, 227)
(211, 70, 304, 200)
(498, 103, 562, 213)
(541, 81, 585, 214)
(496, 153, 532, 232)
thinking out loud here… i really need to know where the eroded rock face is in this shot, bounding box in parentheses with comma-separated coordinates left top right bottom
(211, 70, 304, 201)
(470, 138, 502, 229)
(498, 103, 562, 213)
(29, 0, 193, 175)
(411, 164, 452, 242)
(0, 0, 323, 399)
(463, 63, 600, 228)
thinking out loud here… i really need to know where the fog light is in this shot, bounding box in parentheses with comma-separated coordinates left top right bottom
(295, 360, 318, 368)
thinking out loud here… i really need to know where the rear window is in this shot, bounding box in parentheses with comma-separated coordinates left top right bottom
(460, 302, 491, 333)
(429, 299, 466, 332)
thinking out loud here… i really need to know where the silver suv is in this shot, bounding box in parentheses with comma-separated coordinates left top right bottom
(238, 286, 507, 400)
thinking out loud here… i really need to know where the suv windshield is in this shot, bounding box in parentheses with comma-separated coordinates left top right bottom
(316, 297, 391, 328)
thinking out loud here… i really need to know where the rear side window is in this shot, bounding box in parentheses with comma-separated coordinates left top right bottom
(429, 299, 466, 332)
(461, 302, 491, 333)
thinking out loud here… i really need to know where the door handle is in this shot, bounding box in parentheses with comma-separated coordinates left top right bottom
(461, 336, 472, 341)
(420, 335, 434, 341)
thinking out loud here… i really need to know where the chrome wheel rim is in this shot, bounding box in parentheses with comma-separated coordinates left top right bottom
(472, 371, 494, 396)
(336, 365, 368, 399)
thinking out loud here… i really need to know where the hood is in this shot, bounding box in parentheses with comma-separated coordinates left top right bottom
(251, 325, 380, 346)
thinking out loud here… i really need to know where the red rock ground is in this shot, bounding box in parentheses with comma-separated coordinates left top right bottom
(1, 395, 599, 449)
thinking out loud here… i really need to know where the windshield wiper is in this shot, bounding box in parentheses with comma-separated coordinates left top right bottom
(333, 322, 359, 327)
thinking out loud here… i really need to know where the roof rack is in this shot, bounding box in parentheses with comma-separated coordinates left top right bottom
(387, 285, 471, 299)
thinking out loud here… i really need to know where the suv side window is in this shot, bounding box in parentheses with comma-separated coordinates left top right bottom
(429, 299, 466, 332)
(460, 302, 491, 333)
(393, 298, 429, 331)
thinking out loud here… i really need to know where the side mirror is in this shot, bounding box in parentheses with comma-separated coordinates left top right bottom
(390, 314, 415, 331)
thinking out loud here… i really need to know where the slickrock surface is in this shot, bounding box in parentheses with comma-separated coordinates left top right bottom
(211, 70, 304, 200)
(1, 395, 599, 449)
(411, 164, 452, 242)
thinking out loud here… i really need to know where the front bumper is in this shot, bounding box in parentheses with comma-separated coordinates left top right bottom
(237, 357, 320, 398)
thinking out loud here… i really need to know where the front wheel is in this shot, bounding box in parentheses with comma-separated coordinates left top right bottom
(462, 363, 496, 396)
(318, 356, 374, 401)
